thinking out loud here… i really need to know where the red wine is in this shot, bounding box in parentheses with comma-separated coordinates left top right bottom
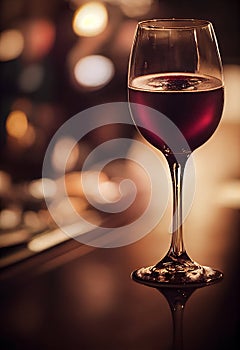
(128, 73, 224, 153)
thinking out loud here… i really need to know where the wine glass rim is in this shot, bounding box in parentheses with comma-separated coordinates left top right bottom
(138, 18, 212, 29)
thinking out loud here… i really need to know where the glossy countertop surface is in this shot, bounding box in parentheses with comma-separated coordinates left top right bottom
(0, 203, 239, 350)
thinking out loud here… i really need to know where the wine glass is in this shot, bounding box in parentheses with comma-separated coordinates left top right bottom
(128, 19, 224, 287)
(157, 286, 197, 350)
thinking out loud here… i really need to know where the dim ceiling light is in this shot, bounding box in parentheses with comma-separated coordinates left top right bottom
(73, 1, 108, 37)
(0, 29, 24, 61)
(74, 55, 114, 89)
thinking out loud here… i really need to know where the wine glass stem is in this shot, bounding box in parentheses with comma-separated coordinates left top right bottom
(167, 155, 188, 257)
(171, 303, 184, 350)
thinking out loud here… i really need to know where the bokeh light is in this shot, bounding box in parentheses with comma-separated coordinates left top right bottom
(18, 64, 45, 93)
(29, 178, 57, 199)
(11, 98, 32, 116)
(81, 170, 118, 204)
(0, 29, 24, 61)
(97, 180, 121, 203)
(223, 64, 240, 123)
(0, 171, 11, 195)
(217, 180, 240, 209)
(22, 19, 55, 60)
(74, 55, 114, 89)
(119, 0, 153, 18)
(23, 211, 46, 230)
(27, 227, 70, 252)
(0, 208, 22, 230)
(113, 20, 137, 53)
(52, 137, 80, 172)
(19, 124, 36, 148)
(72, 1, 108, 37)
(6, 110, 28, 139)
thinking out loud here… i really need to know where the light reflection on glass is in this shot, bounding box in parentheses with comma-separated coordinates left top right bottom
(74, 55, 114, 89)
(0, 29, 24, 61)
(72, 2, 108, 37)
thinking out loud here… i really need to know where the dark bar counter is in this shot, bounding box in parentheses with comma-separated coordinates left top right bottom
(0, 202, 239, 350)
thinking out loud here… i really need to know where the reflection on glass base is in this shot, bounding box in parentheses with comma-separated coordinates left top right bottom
(132, 254, 223, 288)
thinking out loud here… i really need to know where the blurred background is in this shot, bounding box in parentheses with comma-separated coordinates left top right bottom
(0, 1, 240, 350)
(0, 0, 239, 179)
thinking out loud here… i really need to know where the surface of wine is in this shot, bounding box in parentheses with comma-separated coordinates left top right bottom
(128, 73, 224, 153)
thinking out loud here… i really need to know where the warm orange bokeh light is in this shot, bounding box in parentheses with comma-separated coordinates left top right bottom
(6, 110, 28, 139)
(0, 29, 24, 61)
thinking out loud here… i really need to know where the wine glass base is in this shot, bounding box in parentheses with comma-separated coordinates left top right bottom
(131, 256, 223, 288)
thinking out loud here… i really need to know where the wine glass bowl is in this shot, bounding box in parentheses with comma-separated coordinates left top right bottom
(128, 19, 224, 156)
(128, 19, 224, 287)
